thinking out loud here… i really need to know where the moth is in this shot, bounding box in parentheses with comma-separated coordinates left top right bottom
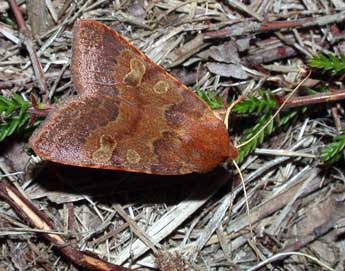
(29, 20, 237, 175)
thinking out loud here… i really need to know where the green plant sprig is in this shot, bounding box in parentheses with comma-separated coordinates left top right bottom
(309, 53, 345, 163)
(232, 89, 303, 163)
(308, 54, 345, 74)
(232, 89, 278, 114)
(320, 133, 345, 164)
(195, 89, 224, 110)
(234, 109, 302, 163)
(0, 94, 32, 142)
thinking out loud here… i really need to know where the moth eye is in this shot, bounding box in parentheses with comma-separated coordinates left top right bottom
(92, 135, 117, 162)
(123, 58, 146, 86)
(153, 80, 169, 94)
(126, 149, 141, 164)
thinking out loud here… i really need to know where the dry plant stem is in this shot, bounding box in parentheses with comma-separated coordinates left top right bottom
(8, 0, 48, 99)
(204, 11, 345, 38)
(0, 179, 133, 271)
(112, 203, 160, 254)
(283, 88, 345, 108)
(217, 89, 345, 116)
(245, 43, 298, 65)
(280, 218, 335, 254)
(225, 0, 263, 21)
(232, 161, 254, 241)
(227, 173, 323, 235)
(248, 219, 337, 271)
(224, 96, 245, 130)
(331, 107, 343, 132)
(27, 0, 47, 36)
(114, 172, 230, 264)
(0, 71, 68, 90)
(247, 251, 335, 271)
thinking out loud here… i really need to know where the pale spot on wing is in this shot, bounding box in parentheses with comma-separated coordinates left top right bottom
(179, 165, 191, 175)
(92, 135, 117, 162)
(153, 80, 169, 94)
(126, 149, 141, 164)
(191, 150, 201, 159)
(123, 58, 146, 86)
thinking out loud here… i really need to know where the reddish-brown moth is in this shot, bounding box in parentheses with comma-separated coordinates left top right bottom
(29, 20, 237, 175)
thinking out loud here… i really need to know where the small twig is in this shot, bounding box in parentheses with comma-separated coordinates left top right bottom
(0, 179, 133, 271)
(27, 0, 47, 36)
(283, 88, 345, 108)
(217, 88, 345, 112)
(224, 96, 245, 130)
(331, 107, 343, 132)
(48, 63, 69, 99)
(8, 0, 48, 99)
(247, 251, 335, 271)
(204, 11, 345, 38)
(225, 0, 263, 21)
(112, 203, 160, 254)
(0, 71, 70, 90)
(279, 218, 336, 253)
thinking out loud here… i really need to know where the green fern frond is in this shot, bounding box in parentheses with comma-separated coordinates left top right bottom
(321, 133, 345, 164)
(232, 89, 278, 114)
(196, 89, 224, 109)
(309, 53, 345, 74)
(0, 94, 32, 142)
